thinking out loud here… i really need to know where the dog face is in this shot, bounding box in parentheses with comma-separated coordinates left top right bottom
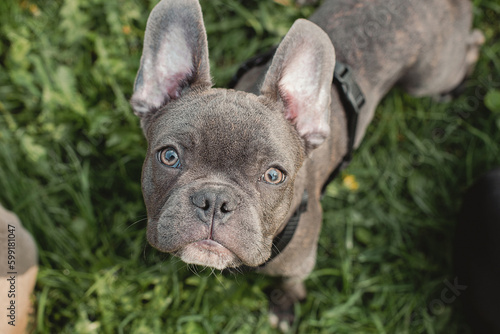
(141, 89, 306, 269)
(131, 0, 335, 269)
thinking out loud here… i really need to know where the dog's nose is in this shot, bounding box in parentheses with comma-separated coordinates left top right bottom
(190, 188, 238, 223)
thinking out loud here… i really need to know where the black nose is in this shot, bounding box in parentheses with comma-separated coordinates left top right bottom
(190, 188, 238, 222)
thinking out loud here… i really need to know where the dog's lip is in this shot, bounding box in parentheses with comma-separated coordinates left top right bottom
(191, 239, 231, 254)
(178, 239, 242, 270)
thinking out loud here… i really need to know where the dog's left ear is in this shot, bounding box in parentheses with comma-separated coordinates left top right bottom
(261, 19, 335, 151)
(130, 0, 212, 120)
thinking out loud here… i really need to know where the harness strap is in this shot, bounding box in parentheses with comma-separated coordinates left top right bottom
(320, 62, 365, 195)
(265, 190, 308, 264)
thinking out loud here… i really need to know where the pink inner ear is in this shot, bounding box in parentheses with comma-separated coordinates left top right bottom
(163, 71, 192, 100)
(279, 50, 316, 123)
(156, 28, 194, 100)
(132, 26, 194, 112)
(280, 87, 299, 124)
(277, 50, 331, 149)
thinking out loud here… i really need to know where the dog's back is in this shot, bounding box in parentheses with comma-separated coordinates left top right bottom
(310, 0, 480, 97)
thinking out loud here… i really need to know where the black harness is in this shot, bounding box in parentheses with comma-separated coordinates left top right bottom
(228, 48, 365, 271)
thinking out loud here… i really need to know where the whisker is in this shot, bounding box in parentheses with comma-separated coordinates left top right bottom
(125, 216, 148, 231)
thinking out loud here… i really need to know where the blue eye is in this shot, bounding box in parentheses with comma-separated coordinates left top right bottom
(158, 148, 181, 168)
(261, 167, 286, 185)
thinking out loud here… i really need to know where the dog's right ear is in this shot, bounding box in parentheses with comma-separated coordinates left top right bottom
(130, 0, 212, 121)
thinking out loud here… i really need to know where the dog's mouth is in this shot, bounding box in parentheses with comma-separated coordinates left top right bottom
(177, 239, 242, 270)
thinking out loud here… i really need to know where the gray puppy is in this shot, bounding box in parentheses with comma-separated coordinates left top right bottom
(130, 0, 483, 328)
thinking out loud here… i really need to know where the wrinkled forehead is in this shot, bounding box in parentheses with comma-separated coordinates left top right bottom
(148, 89, 304, 171)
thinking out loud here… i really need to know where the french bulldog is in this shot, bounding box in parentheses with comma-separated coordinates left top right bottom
(130, 0, 483, 328)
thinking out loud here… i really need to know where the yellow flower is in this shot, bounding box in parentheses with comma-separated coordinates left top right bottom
(343, 174, 359, 191)
(122, 25, 131, 35)
(273, 0, 292, 6)
(29, 4, 40, 16)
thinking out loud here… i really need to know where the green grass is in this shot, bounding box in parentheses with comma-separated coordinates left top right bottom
(1, 0, 499, 333)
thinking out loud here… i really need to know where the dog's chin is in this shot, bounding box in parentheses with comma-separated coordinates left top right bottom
(178, 240, 242, 270)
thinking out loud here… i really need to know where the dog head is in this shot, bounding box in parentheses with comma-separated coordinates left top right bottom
(130, 0, 335, 269)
